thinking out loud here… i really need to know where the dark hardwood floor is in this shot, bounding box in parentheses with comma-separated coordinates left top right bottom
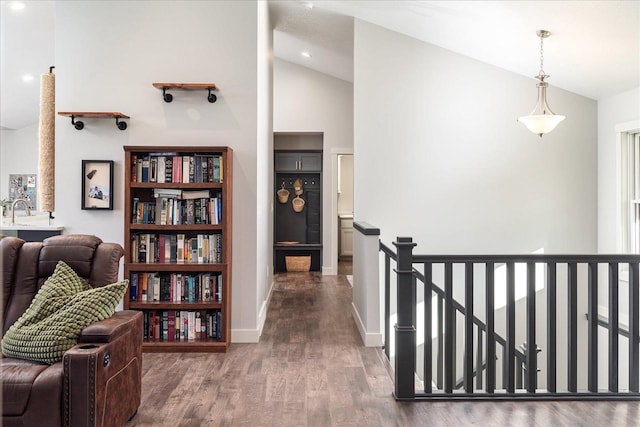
(127, 272, 640, 426)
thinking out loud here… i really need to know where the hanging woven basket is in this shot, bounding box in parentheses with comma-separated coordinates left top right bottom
(277, 183, 289, 204)
(293, 178, 303, 196)
(292, 195, 305, 212)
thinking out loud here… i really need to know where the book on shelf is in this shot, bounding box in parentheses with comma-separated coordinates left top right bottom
(141, 309, 222, 342)
(154, 188, 183, 198)
(131, 155, 138, 182)
(167, 310, 176, 342)
(141, 156, 150, 183)
(157, 156, 166, 184)
(150, 157, 158, 183)
(182, 189, 210, 199)
(164, 157, 173, 183)
(130, 272, 222, 303)
(131, 233, 222, 264)
(130, 153, 223, 184)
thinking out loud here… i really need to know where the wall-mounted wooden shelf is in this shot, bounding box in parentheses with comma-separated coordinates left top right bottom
(58, 112, 129, 130)
(152, 83, 219, 103)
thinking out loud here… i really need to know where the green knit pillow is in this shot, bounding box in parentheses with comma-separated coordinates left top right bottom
(1, 261, 127, 364)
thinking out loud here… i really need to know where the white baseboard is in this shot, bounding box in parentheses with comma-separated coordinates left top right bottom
(231, 329, 260, 343)
(232, 280, 275, 344)
(351, 302, 383, 347)
(322, 266, 337, 275)
(258, 280, 275, 336)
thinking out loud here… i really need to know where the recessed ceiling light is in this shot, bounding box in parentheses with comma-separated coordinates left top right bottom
(10, 2, 26, 11)
(22, 74, 34, 82)
(302, 2, 314, 9)
(301, 51, 312, 58)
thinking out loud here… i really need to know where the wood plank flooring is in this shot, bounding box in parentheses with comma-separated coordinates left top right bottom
(126, 272, 640, 426)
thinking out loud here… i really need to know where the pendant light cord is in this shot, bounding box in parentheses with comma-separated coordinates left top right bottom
(539, 34, 545, 77)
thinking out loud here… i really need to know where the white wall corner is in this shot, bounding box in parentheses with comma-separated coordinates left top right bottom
(351, 302, 383, 347)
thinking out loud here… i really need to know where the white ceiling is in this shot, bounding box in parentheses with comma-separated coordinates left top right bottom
(1, 1, 638, 131)
(270, 0, 640, 99)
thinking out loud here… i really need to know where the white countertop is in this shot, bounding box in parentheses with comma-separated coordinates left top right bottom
(0, 224, 65, 231)
(1, 216, 64, 231)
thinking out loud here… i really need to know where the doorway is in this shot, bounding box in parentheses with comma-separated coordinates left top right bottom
(337, 154, 353, 276)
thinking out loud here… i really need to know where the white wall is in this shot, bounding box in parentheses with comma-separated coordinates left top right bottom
(597, 86, 640, 253)
(596, 86, 640, 390)
(354, 20, 598, 388)
(274, 58, 354, 274)
(338, 154, 354, 215)
(255, 0, 274, 338)
(51, 0, 265, 340)
(354, 20, 597, 255)
(1, 125, 39, 204)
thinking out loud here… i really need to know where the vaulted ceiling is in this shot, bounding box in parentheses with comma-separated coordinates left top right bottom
(2, 1, 638, 131)
(270, 1, 640, 99)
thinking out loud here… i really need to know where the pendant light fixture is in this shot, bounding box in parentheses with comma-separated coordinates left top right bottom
(518, 30, 565, 137)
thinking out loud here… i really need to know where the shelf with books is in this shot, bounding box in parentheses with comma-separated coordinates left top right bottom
(124, 146, 232, 353)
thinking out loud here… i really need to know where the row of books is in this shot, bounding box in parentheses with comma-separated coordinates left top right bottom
(142, 310, 222, 342)
(130, 272, 222, 303)
(131, 153, 223, 184)
(132, 192, 222, 225)
(131, 233, 223, 264)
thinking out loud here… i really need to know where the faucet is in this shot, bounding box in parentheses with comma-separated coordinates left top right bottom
(11, 199, 31, 225)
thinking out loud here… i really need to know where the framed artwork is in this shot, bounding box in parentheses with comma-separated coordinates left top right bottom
(9, 174, 37, 210)
(81, 160, 114, 210)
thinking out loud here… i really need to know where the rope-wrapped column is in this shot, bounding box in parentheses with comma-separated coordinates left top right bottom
(38, 70, 55, 213)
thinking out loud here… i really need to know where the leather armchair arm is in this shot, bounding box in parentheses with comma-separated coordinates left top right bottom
(63, 311, 142, 427)
(78, 310, 141, 344)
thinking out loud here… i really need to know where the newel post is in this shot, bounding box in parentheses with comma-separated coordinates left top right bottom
(393, 236, 417, 399)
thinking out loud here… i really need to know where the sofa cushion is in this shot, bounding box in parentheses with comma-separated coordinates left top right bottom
(0, 357, 60, 416)
(1, 261, 127, 365)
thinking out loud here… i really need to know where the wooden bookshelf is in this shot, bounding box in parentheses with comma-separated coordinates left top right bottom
(123, 146, 232, 352)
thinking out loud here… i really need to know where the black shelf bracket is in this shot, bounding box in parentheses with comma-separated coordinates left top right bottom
(207, 87, 217, 103)
(115, 117, 128, 130)
(161, 87, 173, 103)
(70, 115, 84, 130)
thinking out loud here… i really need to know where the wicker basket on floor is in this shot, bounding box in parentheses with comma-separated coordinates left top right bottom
(285, 256, 311, 272)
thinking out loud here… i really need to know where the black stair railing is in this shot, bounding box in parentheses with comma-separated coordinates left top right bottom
(380, 236, 640, 401)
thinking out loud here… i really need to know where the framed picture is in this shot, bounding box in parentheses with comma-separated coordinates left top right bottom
(81, 160, 114, 210)
(9, 174, 37, 210)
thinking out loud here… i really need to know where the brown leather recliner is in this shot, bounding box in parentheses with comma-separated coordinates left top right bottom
(1, 234, 142, 427)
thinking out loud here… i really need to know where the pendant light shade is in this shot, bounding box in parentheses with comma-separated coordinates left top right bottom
(518, 30, 565, 137)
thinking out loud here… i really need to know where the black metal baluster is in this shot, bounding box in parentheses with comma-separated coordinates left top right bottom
(486, 262, 496, 393)
(526, 262, 537, 393)
(588, 262, 598, 393)
(385, 253, 391, 361)
(506, 262, 515, 393)
(476, 326, 484, 390)
(629, 262, 640, 393)
(630, 261, 639, 393)
(609, 262, 619, 393)
(547, 262, 557, 393)
(568, 262, 578, 393)
(445, 262, 454, 393)
(437, 295, 443, 390)
(424, 262, 433, 393)
(464, 262, 474, 393)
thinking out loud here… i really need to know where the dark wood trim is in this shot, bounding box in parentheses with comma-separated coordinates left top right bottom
(354, 221, 380, 236)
